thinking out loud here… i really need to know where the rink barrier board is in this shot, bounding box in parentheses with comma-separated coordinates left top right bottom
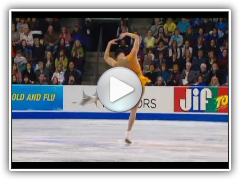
(12, 85, 63, 110)
(63, 85, 175, 113)
(12, 85, 229, 121)
(12, 112, 228, 122)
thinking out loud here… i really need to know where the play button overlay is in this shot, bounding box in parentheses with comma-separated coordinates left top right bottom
(110, 77, 134, 103)
(97, 67, 142, 112)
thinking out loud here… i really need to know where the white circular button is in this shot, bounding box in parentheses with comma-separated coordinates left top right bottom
(97, 67, 142, 112)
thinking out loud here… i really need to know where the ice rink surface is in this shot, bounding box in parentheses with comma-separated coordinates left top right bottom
(12, 120, 228, 162)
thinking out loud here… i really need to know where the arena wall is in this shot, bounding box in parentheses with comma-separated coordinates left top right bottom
(12, 85, 228, 122)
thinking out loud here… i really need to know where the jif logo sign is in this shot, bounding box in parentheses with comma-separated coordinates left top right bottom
(180, 88, 212, 111)
(174, 87, 214, 112)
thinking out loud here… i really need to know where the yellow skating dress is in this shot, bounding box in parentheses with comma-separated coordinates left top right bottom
(116, 54, 151, 87)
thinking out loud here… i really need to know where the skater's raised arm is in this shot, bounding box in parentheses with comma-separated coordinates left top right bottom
(120, 32, 139, 56)
(104, 39, 118, 67)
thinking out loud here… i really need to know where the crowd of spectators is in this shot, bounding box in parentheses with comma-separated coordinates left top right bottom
(115, 18, 229, 87)
(12, 18, 229, 87)
(12, 18, 93, 85)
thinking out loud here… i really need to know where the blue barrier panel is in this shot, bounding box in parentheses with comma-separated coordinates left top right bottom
(12, 112, 228, 122)
(12, 85, 63, 110)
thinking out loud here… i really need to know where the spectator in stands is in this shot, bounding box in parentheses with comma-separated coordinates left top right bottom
(215, 29, 228, 47)
(44, 51, 55, 73)
(208, 27, 223, 42)
(169, 40, 181, 59)
(12, 63, 22, 83)
(192, 18, 203, 32)
(208, 39, 219, 55)
(201, 18, 214, 34)
(145, 64, 158, 85)
(44, 25, 59, 53)
(12, 74, 19, 84)
(40, 18, 53, 35)
(144, 30, 155, 51)
(14, 50, 28, 73)
(119, 26, 131, 46)
(35, 61, 50, 82)
(32, 37, 45, 66)
(213, 18, 219, 24)
(71, 39, 85, 72)
(169, 28, 183, 47)
(52, 64, 65, 84)
(147, 49, 155, 62)
(59, 26, 72, 50)
(158, 18, 165, 28)
(130, 30, 143, 49)
(180, 49, 192, 71)
(22, 75, 32, 84)
(155, 40, 168, 58)
(71, 24, 85, 46)
(116, 19, 128, 38)
(167, 64, 181, 86)
(167, 51, 181, 72)
(151, 18, 161, 38)
(12, 44, 15, 62)
(210, 76, 220, 86)
(218, 49, 228, 71)
(12, 45, 16, 62)
(22, 62, 36, 84)
(12, 23, 19, 45)
(55, 49, 68, 71)
(52, 76, 59, 85)
(194, 75, 207, 86)
(42, 18, 61, 34)
(64, 61, 82, 85)
(207, 50, 217, 70)
(82, 18, 93, 50)
(155, 76, 166, 86)
(158, 63, 170, 83)
(37, 73, 49, 85)
(155, 27, 169, 45)
(179, 62, 197, 86)
(177, 18, 191, 34)
(215, 18, 227, 33)
(193, 37, 206, 57)
(182, 40, 193, 58)
(191, 49, 207, 71)
(183, 49, 192, 63)
(20, 39, 33, 61)
(223, 26, 228, 40)
(143, 54, 152, 74)
(117, 39, 131, 56)
(29, 18, 41, 31)
(164, 18, 176, 37)
(67, 75, 77, 85)
(145, 51, 151, 64)
(194, 27, 208, 44)
(185, 27, 195, 47)
(56, 38, 70, 58)
(17, 18, 27, 33)
(222, 74, 228, 86)
(198, 63, 209, 84)
(20, 24, 33, 47)
(154, 52, 167, 70)
(220, 39, 228, 53)
(208, 63, 222, 85)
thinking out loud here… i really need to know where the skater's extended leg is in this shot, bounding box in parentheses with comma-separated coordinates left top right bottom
(125, 87, 145, 144)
